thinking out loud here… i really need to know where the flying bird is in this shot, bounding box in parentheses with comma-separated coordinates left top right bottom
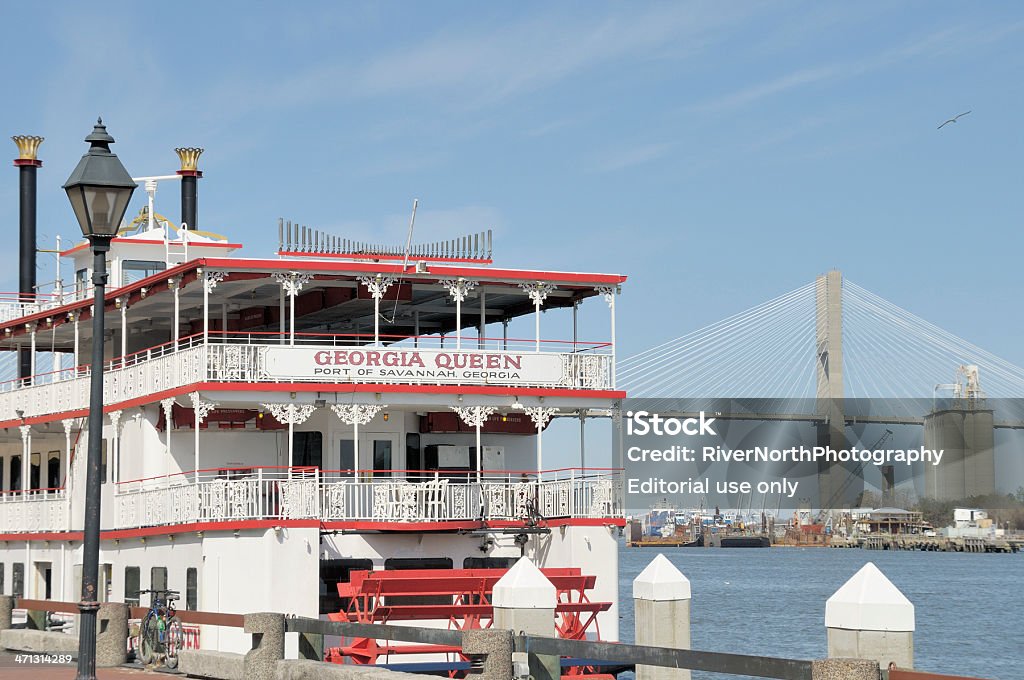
(937, 111, 971, 129)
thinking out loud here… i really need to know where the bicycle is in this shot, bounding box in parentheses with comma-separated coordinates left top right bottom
(136, 588, 184, 668)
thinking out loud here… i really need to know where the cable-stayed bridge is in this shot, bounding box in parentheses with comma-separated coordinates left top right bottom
(618, 271, 1024, 508)
(620, 271, 1024, 400)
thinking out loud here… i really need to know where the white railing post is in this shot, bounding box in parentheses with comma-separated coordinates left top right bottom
(570, 468, 576, 517)
(257, 467, 264, 518)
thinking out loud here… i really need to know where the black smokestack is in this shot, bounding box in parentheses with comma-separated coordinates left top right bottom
(12, 135, 43, 380)
(175, 147, 203, 230)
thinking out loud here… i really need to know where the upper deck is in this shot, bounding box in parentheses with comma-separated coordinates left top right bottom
(0, 213, 624, 426)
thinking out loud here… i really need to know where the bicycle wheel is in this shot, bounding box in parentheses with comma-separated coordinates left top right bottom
(138, 614, 157, 665)
(163, 616, 184, 669)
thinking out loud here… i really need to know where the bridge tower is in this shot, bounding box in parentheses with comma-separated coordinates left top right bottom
(815, 270, 854, 509)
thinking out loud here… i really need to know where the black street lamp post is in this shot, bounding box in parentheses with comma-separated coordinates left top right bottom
(62, 119, 136, 680)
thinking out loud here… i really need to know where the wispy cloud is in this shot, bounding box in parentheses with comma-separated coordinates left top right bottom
(689, 66, 841, 114)
(688, 20, 1024, 114)
(588, 142, 673, 173)
(198, 4, 763, 122)
(523, 117, 582, 139)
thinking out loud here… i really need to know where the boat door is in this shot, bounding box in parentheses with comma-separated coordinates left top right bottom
(330, 433, 400, 479)
(363, 433, 400, 479)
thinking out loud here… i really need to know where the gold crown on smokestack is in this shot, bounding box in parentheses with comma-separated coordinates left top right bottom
(174, 147, 204, 172)
(12, 135, 44, 161)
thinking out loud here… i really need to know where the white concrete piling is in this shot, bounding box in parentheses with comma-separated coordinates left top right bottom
(633, 553, 692, 680)
(492, 556, 558, 680)
(825, 562, 914, 670)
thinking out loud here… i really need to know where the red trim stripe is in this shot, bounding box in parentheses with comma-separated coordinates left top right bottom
(200, 257, 627, 286)
(0, 516, 625, 542)
(0, 382, 625, 429)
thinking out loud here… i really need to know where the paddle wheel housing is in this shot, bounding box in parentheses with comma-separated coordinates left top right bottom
(324, 567, 610, 668)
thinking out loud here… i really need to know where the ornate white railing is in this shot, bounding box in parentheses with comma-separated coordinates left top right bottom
(0, 341, 614, 422)
(113, 472, 621, 530)
(0, 491, 70, 533)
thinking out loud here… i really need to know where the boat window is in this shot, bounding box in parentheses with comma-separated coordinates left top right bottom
(383, 557, 453, 607)
(121, 259, 166, 287)
(151, 566, 168, 605)
(125, 567, 141, 607)
(292, 432, 323, 468)
(463, 557, 518, 569)
(12, 563, 23, 598)
(338, 440, 354, 478)
(406, 434, 423, 481)
(186, 568, 198, 611)
(0, 563, 5, 594)
(9, 456, 20, 492)
(75, 268, 89, 297)
(319, 558, 372, 615)
(372, 440, 392, 478)
(30, 453, 40, 491)
(47, 452, 60, 490)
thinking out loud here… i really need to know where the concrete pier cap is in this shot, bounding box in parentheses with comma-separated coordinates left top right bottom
(633, 553, 691, 601)
(492, 556, 556, 609)
(825, 562, 914, 632)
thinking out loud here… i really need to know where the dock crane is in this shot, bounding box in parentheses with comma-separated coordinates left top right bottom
(822, 428, 894, 522)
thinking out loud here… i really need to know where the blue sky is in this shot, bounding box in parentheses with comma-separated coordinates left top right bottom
(1, 2, 1022, 415)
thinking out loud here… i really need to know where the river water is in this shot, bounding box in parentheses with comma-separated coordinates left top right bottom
(616, 543, 1022, 680)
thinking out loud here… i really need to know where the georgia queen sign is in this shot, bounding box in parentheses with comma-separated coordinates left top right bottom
(260, 346, 566, 385)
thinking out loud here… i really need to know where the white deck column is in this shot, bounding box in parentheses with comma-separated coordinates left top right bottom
(109, 410, 123, 485)
(28, 326, 36, 384)
(51, 326, 60, 378)
(455, 289, 461, 349)
(118, 297, 127, 365)
(202, 271, 226, 346)
(278, 285, 285, 344)
(634, 554, 692, 680)
(263, 403, 316, 477)
(161, 398, 176, 479)
(520, 283, 554, 353)
(72, 311, 80, 368)
(62, 419, 74, 491)
(441, 278, 477, 351)
(190, 392, 217, 481)
(597, 286, 617, 388)
(825, 562, 914, 670)
(579, 410, 587, 470)
(524, 407, 558, 479)
(359, 275, 396, 347)
(274, 272, 312, 346)
(452, 406, 497, 483)
(572, 299, 578, 353)
(492, 557, 558, 680)
(479, 288, 486, 349)
(19, 425, 30, 494)
(171, 276, 180, 351)
(331, 404, 384, 479)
